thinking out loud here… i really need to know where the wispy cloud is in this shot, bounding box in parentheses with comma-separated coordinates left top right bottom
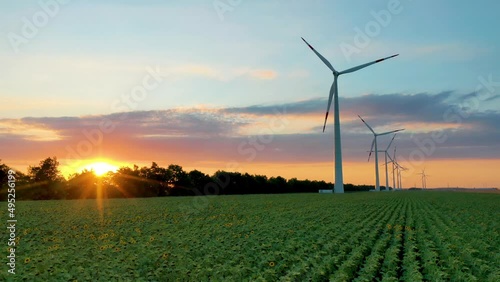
(164, 63, 278, 81)
(248, 69, 278, 80)
(0, 119, 62, 141)
(410, 43, 490, 60)
(168, 64, 222, 80)
(352, 41, 492, 62)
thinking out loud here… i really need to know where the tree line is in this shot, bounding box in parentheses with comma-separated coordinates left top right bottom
(0, 157, 380, 201)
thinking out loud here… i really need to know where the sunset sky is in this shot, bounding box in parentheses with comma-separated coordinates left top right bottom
(1, 0, 499, 188)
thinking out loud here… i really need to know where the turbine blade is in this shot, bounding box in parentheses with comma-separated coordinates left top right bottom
(301, 37, 337, 73)
(378, 128, 405, 136)
(322, 78, 336, 132)
(387, 153, 394, 163)
(386, 134, 397, 151)
(358, 115, 376, 134)
(340, 54, 399, 75)
(368, 138, 375, 162)
(393, 146, 397, 162)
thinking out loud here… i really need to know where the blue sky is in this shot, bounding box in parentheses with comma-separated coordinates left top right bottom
(1, 0, 499, 188)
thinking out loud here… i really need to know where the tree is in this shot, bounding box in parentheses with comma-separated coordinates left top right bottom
(253, 174, 268, 194)
(26, 157, 65, 200)
(212, 170, 234, 194)
(0, 161, 14, 200)
(139, 162, 171, 196)
(112, 166, 143, 198)
(268, 176, 287, 193)
(0, 160, 9, 184)
(167, 164, 190, 188)
(28, 157, 64, 183)
(188, 170, 213, 194)
(66, 169, 99, 199)
(0, 160, 30, 200)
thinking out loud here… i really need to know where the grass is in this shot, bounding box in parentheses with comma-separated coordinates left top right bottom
(1, 191, 499, 281)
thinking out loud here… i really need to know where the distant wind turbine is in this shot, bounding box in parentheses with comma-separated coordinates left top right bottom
(358, 115, 404, 191)
(392, 146, 399, 190)
(386, 152, 398, 190)
(372, 134, 398, 190)
(388, 146, 407, 190)
(418, 169, 429, 189)
(391, 150, 408, 191)
(398, 165, 408, 190)
(301, 37, 398, 193)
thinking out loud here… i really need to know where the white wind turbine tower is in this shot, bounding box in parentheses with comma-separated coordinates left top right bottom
(392, 146, 399, 190)
(385, 153, 396, 190)
(358, 115, 404, 191)
(396, 163, 407, 190)
(370, 134, 398, 190)
(391, 146, 406, 190)
(385, 145, 403, 191)
(386, 153, 399, 190)
(418, 169, 429, 189)
(301, 37, 398, 193)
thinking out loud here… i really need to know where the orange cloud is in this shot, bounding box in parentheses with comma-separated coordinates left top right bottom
(0, 119, 62, 141)
(166, 64, 278, 81)
(173, 64, 221, 79)
(249, 69, 277, 80)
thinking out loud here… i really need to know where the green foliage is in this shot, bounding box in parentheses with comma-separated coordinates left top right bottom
(0, 192, 498, 280)
(23, 157, 66, 200)
(0, 161, 30, 200)
(28, 157, 64, 183)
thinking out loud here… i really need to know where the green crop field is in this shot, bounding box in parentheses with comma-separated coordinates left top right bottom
(1, 191, 499, 281)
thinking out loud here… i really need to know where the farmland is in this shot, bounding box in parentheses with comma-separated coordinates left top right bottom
(1, 191, 499, 281)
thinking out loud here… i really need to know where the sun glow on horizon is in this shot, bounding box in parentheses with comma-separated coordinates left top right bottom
(81, 161, 119, 176)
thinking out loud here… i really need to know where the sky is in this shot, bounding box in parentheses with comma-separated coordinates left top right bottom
(1, 0, 499, 189)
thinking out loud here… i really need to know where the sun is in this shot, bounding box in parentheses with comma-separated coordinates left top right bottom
(83, 161, 119, 176)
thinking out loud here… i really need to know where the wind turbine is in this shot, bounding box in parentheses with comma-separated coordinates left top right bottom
(358, 115, 404, 191)
(301, 37, 398, 193)
(386, 153, 400, 190)
(396, 162, 407, 190)
(418, 169, 429, 189)
(392, 146, 399, 190)
(390, 146, 406, 190)
(385, 153, 396, 190)
(370, 134, 398, 190)
(398, 165, 403, 189)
